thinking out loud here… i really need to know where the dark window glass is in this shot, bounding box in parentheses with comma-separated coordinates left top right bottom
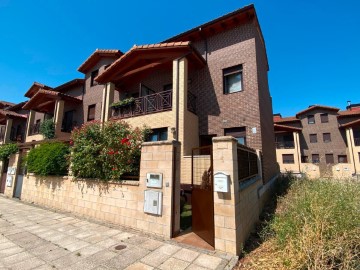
(301, 156, 309, 163)
(91, 70, 99, 86)
(320, 113, 329, 123)
(308, 115, 315, 124)
(338, 155, 348, 163)
(147, 128, 168, 142)
(325, 154, 334, 164)
(282, 154, 294, 164)
(163, 84, 173, 91)
(224, 127, 246, 145)
(87, 104, 96, 121)
(323, 133, 331, 143)
(310, 134, 317, 143)
(223, 65, 243, 94)
(312, 154, 320, 163)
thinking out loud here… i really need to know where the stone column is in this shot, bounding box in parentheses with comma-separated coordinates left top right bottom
(100, 82, 115, 124)
(26, 110, 36, 137)
(294, 131, 302, 172)
(54, 100, 65, 135)
(4, 118, 13, 143)
(346, 128, 357, 174)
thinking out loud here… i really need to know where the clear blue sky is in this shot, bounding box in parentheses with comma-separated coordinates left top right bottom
(0, 0, 359, 116)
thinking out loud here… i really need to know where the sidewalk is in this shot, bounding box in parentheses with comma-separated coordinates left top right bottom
(0, 196, 238, 270)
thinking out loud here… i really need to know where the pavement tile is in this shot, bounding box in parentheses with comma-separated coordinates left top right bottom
(62, 240, 90, 252)
(1, 251, 34, 266)
(140, 239, 163, 251)
(39, 247, 71, 262)
(125, 262, 154, 270)
(173, 248, 200, 262)
(159, 257, 190, 270)
(96, 238, 119, 248)
(0, 246, 24, 259)
(193, 254, 223, 270)
(8, 256, 46, 270)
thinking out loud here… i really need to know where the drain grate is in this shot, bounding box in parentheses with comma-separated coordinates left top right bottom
(114, 244, 127, 251)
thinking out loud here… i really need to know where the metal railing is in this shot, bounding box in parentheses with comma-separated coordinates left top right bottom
(275, 141, 295, 149)
(187, 91, 197, 114)
(237, 144, 259, 182)
(113, 90, 172, 119)
(29, 122, 41, 135)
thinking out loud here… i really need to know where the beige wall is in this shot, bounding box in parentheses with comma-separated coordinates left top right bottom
(4, 152, 20, 197)
(300, 163, 320, 178)
(276, 148, 300, 173)
(20, 141, 179, 238)
(332, 163, 354, 179)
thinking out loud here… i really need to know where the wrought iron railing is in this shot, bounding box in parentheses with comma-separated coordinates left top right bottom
(113, 90, 172, 119)
(237, 144, 259, 182)
(187, 91, 197, 114)
(275, 141, 295, 149)
(355, 138, 360, 146)
(29, 122, 41, 135)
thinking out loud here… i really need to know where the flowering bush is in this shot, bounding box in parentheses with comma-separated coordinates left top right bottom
(70, 120, 149, 181)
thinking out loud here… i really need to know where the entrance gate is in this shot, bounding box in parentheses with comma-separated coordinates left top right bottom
(191, 146, 214, 248)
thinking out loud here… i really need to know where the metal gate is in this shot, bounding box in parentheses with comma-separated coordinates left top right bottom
(191, 146, 214, 247)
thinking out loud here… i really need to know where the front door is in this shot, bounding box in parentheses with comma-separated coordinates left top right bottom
(191, 146, 214, 247)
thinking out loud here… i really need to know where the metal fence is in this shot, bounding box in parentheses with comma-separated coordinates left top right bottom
(237, 144, 259, 182)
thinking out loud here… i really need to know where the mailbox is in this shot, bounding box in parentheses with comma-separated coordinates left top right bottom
(144, 190, 162, 215)
(214, 172, 229, 193)
(146, 173, 163, 188)
(6, 175, 13, 187)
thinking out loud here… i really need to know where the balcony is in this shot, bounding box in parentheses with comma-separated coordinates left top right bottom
(276, 141, 295, 149)
(29, 122, 41, 136)
(112, 90, 172, 119)
(355, 137, 360, 146)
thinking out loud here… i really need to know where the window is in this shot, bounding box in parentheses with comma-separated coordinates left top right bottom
(308, 115, 315, 124)
(325, 154, 334, 164)
(312, 154, 320, 163)
(223, 65, 243, 94)
(146, 128, 168, 142)
(91, 69, 99, 86)
(87, 104, 96, 121)
(310, 134, 317, 143)
(301, 156, 309, 163)
(323, 133, 331, 143)
(282, 154, 294, 164)
(320, 113, 328, 123)
(224, 127, 246, 145)
(338, 155, 348, 163)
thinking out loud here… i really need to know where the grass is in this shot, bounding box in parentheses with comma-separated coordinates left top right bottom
(238, 176, 360, 270)
(180, 203, 192, 231)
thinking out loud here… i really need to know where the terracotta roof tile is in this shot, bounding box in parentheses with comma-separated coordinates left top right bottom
(274, 116, 300, 123)
(274, 123, 302, 132)
(78, 49, 123, 73)
(53, 79, 84, 93)
(337, 110, 360, 117)
(0, 109, 27, 119)
(24, 82, 53, 98)
(296, 105, 339, 117)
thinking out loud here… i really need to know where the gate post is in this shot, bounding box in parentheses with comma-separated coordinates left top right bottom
(212, 136, 240, 255)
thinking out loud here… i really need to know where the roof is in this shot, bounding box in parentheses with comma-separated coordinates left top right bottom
(296, 105, 340, 117)
(273, 116, 300, 123)
(23, 89, 82, 112)
(95, 42, 206, 85)
(78, 49, 123, 74)
(53, 79, 84, 93)
(0, 109, 27, 119)
(274, 123, 302, 132)
(340, 118, 360, 128)
(338, 110, 360, 118)
(8, 101, 28, 111)
(24, 82, 52, 98)
(0, 101, 15, 108)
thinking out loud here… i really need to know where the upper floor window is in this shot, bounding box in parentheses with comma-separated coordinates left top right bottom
(323, 133, 331, 143)
(312, 154, 320, 163)
(91, 69, 99, 87)
(87, 104, 96, 121)
(320, 113, 328, 123)
(224, 127, 246, 145)
(325, 154, 334, 164)
(310, 133, 317, 143)
(223, 65, 243, 94)
(308, 115, 315, 124)
(282, 154, 294, 164)
(338, 155, 347, 163)
(146, 128, 168, 142)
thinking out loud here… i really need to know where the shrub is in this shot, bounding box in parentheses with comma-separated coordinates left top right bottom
(40, 118, 55, 139)
(70, 120, 149, 181)
(0, 143, 18, 161)
(26, 142, 70, 176)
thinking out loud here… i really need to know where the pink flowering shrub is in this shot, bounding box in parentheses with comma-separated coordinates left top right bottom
(70, 120, 150, 181)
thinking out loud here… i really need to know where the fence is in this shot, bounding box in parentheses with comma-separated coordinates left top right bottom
(237, 144, 258, 182)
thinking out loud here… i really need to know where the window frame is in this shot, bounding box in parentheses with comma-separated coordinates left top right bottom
(307, 115, 315, 124)
(325, 154, 334, 164)
(146, 127, 168, 142)
(320, 113, 329, 123)
(338, 155, 348, 163)
(90, 69, 99, 87)
(87, 104, 96, 121)
(224, 127, 246, 145)
(309, 133, 317, 143)
(312, 154, 320, 164)
(282, 154, 295, 164)
(223, 65, 243, 94)
(323, 133, 331, 143)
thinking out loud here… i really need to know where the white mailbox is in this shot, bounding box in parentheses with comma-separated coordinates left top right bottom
(6, 175, 13, 187)
(214, 172, 229, 193)
(7, 167, 16, 175)
(146, 173, 163, 188)
(144, 190, 162, 215)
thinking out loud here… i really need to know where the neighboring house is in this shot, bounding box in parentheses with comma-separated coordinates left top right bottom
(274, 103, 360, 178)
(95, 5, 278, 184)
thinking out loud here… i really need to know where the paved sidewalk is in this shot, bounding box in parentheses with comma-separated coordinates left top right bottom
(0, 196, 237, 270)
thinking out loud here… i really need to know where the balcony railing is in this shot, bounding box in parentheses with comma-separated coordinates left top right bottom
(112, 90, 172, 119)
(29, 122, 41, 136)
(187, 91, 197, 114)
(355, 137, 360, 146)
(276, 141, 295, 149)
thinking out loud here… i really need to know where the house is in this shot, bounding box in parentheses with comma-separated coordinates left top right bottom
(274, 103, 360, 178)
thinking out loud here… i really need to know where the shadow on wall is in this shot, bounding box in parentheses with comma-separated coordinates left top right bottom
(35, 176, 65, 193)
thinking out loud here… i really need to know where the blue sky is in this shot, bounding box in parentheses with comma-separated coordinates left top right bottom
(0, 0, 359, 116)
